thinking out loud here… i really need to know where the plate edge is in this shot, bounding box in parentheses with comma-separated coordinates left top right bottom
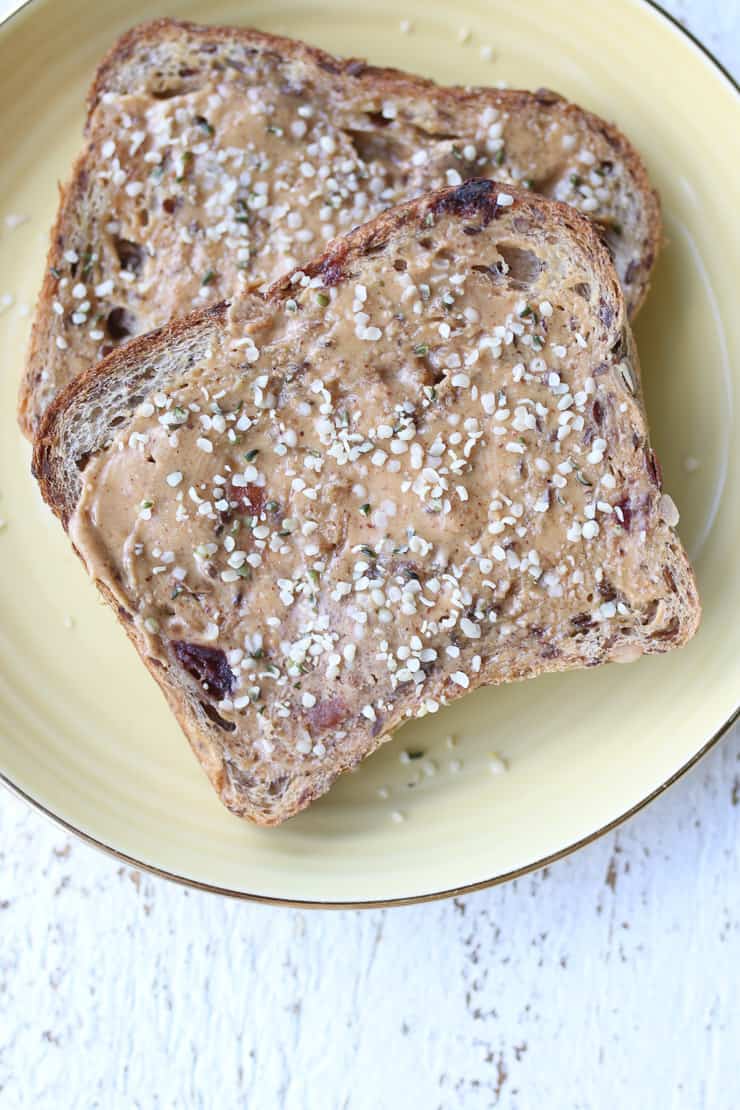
(0, 0, 737, 908)
(3, 704, 737, 909)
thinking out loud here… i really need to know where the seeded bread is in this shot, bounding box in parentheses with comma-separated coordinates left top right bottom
(33, 181, 698, 826)
(19, 18, 661, 439)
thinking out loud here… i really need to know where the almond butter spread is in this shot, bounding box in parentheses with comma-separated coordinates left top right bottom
(69, 206, 673, 768)
(31, 30, 650, 433)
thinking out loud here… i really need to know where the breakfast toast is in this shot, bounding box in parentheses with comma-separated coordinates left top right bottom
(34, 181, 698, 825)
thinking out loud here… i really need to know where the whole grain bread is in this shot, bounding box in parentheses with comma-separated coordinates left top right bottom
(20, 18, 660, 439)
(34, 180, 697, 826)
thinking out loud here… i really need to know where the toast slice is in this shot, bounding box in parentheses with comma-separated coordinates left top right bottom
(34, 180, 698, 826)
(20, 18, 661, 439)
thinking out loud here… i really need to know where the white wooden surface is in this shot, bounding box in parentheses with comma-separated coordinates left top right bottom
(1, 3, 738, 1107)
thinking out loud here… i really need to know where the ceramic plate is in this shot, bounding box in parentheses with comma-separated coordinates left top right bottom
(0, 0, 737, 906)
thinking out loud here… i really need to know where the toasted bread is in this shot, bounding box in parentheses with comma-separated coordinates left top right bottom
(34, 181, 697, 825)
(20, 18, 661, 439)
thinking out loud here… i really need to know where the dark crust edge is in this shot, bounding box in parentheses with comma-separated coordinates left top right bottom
(32, 299, 228, 527)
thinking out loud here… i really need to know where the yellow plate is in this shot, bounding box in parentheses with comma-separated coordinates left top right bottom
(0, 0, 738, 906)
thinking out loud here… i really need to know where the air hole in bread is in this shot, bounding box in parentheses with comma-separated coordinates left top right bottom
(495, 243, 544, 287)
(200, 701, 236, 732)
(364, 111, 393, 129)
(572, 282, 591, 301)
(346, 128, 403, 165)
(641, 599, 659, 624)
(471, 263, 503, 284)
(363, 238, 388, 256)
(267, 776, 288, 797)
(418, 345, 447, 385)
(602, 237, 617, 264)
(651, 618, 680, 641)
(106, 307, 137, 341)
(113, 237, 144, 274)
(611, 331, 629, 361)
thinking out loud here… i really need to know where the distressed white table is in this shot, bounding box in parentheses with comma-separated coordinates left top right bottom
(1, 3, 737, 1107)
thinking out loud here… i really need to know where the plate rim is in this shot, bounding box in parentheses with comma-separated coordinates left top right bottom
(1, 0, 738, 908)
(2, 706, 737, 908)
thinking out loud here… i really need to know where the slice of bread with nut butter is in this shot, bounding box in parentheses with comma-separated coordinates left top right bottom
(20, 19, 661, 439)
(33, 181, 698, 824)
